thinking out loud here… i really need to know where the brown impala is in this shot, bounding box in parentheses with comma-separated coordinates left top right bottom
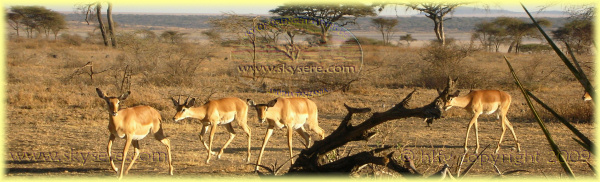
(96, 88, 173, 179)
(440, 78, 521, 154)
(583, 91, 592, 101)
(247, 97, 325, 172)
(171, 97, 251, 164)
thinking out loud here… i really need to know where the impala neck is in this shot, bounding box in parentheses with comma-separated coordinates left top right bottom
(188, 105, 208, 120)
(266, 106, 281, 121)
(451, 95, 472, 108)
(107, 112, 122, 127)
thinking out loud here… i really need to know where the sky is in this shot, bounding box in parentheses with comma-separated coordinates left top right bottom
(2, 0, 588, 15)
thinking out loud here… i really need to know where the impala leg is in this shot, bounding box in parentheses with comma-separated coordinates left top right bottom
(124, 140, 141, 175)
(118, 137, 133, 179)
(474, 117, 480, 154)
(496, 117, 508, 154)
(218, 123, 236, 160)
(464, 113, 480, 154)
(240, 122, 252, 163)
(199, 124, 216, 156)
(107, 134, 118, 173)
(155, 127, 174, 175)
(255, 127, 274, 172)
(496, 115, 521, 153)
(295, 127, 311, 148)
(505, 118, 521, 152)
(206, 123, 218, 164)
(287, 126, 294, 164)
(308, 116, 325, 140)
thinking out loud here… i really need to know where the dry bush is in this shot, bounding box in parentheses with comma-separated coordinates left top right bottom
(415, 42, 474, 89)
(361, 46, 426, 89)
(59, 33, 84, 46)
(114, 32, 217, 88)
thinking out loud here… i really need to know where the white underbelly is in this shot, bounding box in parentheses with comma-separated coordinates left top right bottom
(293, 114, 309, 129)
(131, 134, 147, 140)
(218, 117, 235, 125)
(116, 129, 150, 141)
(483, 108, 499, 115)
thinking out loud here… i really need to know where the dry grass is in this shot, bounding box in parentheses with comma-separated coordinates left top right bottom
(5, 37, 595, 178)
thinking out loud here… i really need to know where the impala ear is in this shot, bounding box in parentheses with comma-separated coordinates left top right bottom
(267, 99, 277, 107)
(187, 98, 196, 107)
(119, 91, 130, 100)
(96, 88, 106, 99)
(451, 90, 460, 97)
(247, 99, 256, 107)
(171, 97, 179, 107)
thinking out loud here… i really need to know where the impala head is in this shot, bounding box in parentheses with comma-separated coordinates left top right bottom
(582, 91, 592, 101)
(437, 77, 459, 111)
(247, 99, 277, 123)
(171, 97, 196, 122)
(96, 88, 130, 117)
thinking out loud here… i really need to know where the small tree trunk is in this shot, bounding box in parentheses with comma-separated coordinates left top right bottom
(507, 41, 516, 53)
(107, 2, 117, 48)
(96, 2, 109, 47)
(380, 26, 386, 45)
(439, 17, 446, 45)
(320, 30, 328, 44)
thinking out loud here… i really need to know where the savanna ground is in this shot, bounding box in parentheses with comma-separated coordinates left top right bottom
(4, 32, 595, 179)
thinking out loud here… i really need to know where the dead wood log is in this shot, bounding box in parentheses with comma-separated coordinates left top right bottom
(287, 89, 449, 175)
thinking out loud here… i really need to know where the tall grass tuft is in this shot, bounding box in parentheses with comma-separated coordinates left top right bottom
(498, 4, 598, 177)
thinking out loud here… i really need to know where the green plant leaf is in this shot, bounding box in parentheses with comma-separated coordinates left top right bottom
(521, 3, 595, 100)
(504, 56, 575, 177)
(526, 90, 594, 154)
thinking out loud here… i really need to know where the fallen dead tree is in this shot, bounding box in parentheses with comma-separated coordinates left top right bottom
(286, 88, 450, 175)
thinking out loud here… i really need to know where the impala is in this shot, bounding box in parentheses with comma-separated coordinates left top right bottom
(440, 78, 521, 154)
(171, 97, 250, 164)
(96, 88, 173, 179)
(247, 97, 325, 172)
(583, 91, 592, 101)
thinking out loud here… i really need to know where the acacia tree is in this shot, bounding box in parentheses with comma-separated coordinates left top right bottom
(552, 20, 593, 54)
(552, 5, 594, 54)
(472, 21, 508, 52)
(8, 6, 66, 39)
(49, 13, 67, 40)
(7, 11, 23, 37)
(403, 2, 465, 45)
(160, 30, 187, 44)
(269, 3, 377, 44)
(371, 17, 398, 46)
(76, 1, 117, 47)
(261, 16, 320, 61)
(494, 17, 551, 54)
(399, 34, 416, 47)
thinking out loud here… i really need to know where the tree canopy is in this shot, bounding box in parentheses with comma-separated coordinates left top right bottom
(269, 3, 377, 44)
(371, 18, 398, 46)
(8, 6, 67, 39)
(494, 17, 551, 53)
(552, 19, 593, 54)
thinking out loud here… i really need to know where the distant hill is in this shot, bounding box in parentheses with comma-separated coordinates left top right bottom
(62, 9, 568, 33)
(447, 6, 567, 17)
